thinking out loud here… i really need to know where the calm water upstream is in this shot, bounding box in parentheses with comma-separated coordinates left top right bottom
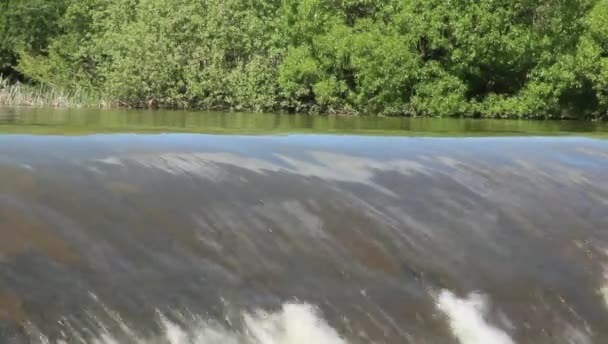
(1, 107, 608, 344)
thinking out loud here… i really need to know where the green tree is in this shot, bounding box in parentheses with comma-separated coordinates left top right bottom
(8, 0, 608, 118)
(0, 0, 67, 79)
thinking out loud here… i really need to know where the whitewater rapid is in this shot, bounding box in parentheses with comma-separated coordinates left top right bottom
(27, 303, 345, 344)
(23, 290, 523, 344)
(3, 135, 608, 343)
(436, 290, 514, 344)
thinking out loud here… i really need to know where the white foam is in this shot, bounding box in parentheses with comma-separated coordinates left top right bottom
(596, 251, 608, 310)
(436, 290, 515, 344)
(39, 303, 348, 344)
(562, 324, 592, 344)
(601, 283, 608, 311)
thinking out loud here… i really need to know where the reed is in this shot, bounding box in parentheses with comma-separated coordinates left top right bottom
(0, 76, 112, 108)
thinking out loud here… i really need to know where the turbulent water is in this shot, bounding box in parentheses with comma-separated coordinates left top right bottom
(1, 133, 608, 344)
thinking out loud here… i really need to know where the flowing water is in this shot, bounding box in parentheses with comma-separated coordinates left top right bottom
(1, 107, 608, 344)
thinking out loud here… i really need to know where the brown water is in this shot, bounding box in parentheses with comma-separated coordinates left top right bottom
(1, 108, 608, 343)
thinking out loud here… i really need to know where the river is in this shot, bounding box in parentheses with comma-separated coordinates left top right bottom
(1, 107, 608, 343)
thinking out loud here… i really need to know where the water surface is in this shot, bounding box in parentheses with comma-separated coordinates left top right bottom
(0, 108, 607, 344)
(2, 107, 608, 136)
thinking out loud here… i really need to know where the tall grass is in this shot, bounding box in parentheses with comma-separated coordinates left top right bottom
(0, 76, 113, 108)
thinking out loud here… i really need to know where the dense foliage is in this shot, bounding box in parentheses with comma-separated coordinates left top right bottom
(1, 0, 607, 118)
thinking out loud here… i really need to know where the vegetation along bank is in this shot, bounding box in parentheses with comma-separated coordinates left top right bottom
(1, 0, 608, 118)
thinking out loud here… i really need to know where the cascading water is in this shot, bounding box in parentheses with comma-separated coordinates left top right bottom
(1, 131, 607, 344)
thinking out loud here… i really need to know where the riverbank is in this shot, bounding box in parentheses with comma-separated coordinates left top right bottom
(2, 78, 607, 121)
(3, 78, 607, 122)
(1, 84, 606, 121)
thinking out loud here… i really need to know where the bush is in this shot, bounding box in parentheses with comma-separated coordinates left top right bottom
(3, 0, 607, 118)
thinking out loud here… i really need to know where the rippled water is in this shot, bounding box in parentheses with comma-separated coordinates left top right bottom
(1, 108, 608, 343)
